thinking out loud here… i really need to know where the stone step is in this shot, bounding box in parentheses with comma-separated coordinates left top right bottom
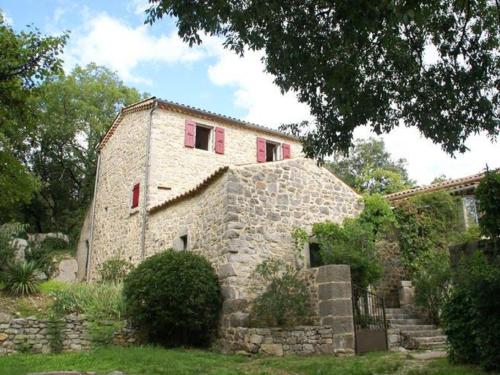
(390, 324, 436, 331)
(385, 314, 420, 320)
(414, 336, 447, 344)
(401, 329, 443, 337)
(388, 318, 426, 325)
(418, 343, 448, 350)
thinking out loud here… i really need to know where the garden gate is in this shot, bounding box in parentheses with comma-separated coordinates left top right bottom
(351, 285, 388, 353)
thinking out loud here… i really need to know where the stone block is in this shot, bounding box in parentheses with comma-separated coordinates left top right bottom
(218, 263, 237, 279)
(333, 334, 354, 351)
(318, 283, 351, 300)
(260, 343, 284, 356)
(317, 265, 351, 283)
(222, 299, 248, 314)
(320, 316, 354, 334)
(319, 300, 353, 317)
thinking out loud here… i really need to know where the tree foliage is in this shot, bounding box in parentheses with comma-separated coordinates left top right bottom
(475, 168, 500, 241)
(3, 64, 144, 238)
(327, 138, 414, 194)
(146, 0, 499, 158)
(0, 15, 67, 211)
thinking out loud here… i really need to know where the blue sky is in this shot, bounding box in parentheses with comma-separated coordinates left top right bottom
(1, 0, 498, 184)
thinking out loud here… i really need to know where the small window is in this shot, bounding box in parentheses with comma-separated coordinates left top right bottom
(195, 125, 212, 151)
(265, 141, 279, 162)
(309, 243, 323, 268)
(131, 183, 140, 208)
(180, 235, 188, 251)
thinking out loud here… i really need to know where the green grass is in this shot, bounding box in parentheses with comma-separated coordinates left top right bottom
(0, 347, 488, 375)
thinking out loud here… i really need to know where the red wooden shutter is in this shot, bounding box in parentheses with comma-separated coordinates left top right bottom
(282, 143, 291, 159)
(256, 137, 266, 162)
(215, 127, 225, 154)
(184, 119, 195, 148)
(131, 183, 140, 208)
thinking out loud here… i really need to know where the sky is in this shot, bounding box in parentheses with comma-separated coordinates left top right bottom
(1, 0, 498, 185)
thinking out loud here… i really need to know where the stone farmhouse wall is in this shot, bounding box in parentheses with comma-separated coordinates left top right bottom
(146, 158, 362, 327)
(148, 109, 303, 207)
(88, 109, 150, 279)
(85, 104, 302, 280)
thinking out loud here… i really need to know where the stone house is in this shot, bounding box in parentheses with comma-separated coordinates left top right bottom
(77, 97, 362, 326)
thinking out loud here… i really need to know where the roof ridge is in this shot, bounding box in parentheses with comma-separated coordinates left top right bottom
(385, 170, 490, 201)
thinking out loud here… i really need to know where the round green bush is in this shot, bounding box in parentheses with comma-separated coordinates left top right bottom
(123, 250, 222, 347)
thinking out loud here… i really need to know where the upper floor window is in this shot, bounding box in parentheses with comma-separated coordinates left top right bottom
(185, 119, 224, 154)
(257, 137, 291, 163)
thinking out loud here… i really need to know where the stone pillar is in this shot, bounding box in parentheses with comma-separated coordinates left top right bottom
(399, 280, 415, 307)
(309, 265, 355, 352)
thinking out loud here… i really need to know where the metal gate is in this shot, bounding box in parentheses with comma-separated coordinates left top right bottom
(352, 285, 388, 354)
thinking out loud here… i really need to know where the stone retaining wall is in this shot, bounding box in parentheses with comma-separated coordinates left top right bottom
(0, 314, 135, 356)
(220, 326, 353, 356)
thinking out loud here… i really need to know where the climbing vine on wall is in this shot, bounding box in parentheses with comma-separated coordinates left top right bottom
(394, 191, 463, 273)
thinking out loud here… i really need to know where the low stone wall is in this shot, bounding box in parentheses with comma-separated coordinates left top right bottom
(0, 314, 136, 355)
(220, 326, 353, 356)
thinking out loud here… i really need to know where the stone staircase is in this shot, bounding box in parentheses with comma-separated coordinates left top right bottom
(386, 307, 447, 351)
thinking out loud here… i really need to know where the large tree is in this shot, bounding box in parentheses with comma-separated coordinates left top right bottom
(17, 64, 144, 236)
(145, 0, 499, 159)
(327, 138, 415, 194)
(0, 14, 67, 211)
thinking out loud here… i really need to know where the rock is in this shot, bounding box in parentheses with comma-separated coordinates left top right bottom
(0, 333, 8, 342)
(260, 343, 284, 356)
(410, 351, 447, 360)
(11, 238, 28, 262)
(53, 257, 78, 283)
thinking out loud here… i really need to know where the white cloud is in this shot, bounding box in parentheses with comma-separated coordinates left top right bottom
(1, 9, 14, 25)
(127, 0, 150, 17)
(207, 48, 311, 126)
(66, 13, 207, 84)
(207, 44, 498, 185)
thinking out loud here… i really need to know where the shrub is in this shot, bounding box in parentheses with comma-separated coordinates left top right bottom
(358, 194, 397, 236)
(250, 258, 311, 327)
(442, 251, 500, 371)
(123, 250, 221, 347)
(40, 237, 68, 252)
(313, 219, 382, 288)
(3, 261, 40, 296)
(0, 222, 28, 274)
(98, 257, 133, 283)
(412, 250, 451, 325)
(475, 168, 500, 242)
(50, 282, 125, 346)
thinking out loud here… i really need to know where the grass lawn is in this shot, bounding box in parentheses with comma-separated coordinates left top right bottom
(0, 346, 487, 375)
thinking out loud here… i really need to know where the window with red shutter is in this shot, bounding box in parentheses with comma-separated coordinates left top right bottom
(131, 183, 140, 208)
(215, 127, 225, 154)
(282, 143, 291, 159)
(184, 119, 195, 148)
(256, 137, 266, 162)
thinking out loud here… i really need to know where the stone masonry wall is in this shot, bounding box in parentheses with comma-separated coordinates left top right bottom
(219, 265, 355, 355)
(220, 159, 362, 311)
(146, 172, 230, 278)
(145, 158, 362, 329)
(219, 326, 352, 356)
(89, 110, 150, 280)
(375, 238, 406, 308)
(148, 108, 303, 208)
(0, 314, 136, 356)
